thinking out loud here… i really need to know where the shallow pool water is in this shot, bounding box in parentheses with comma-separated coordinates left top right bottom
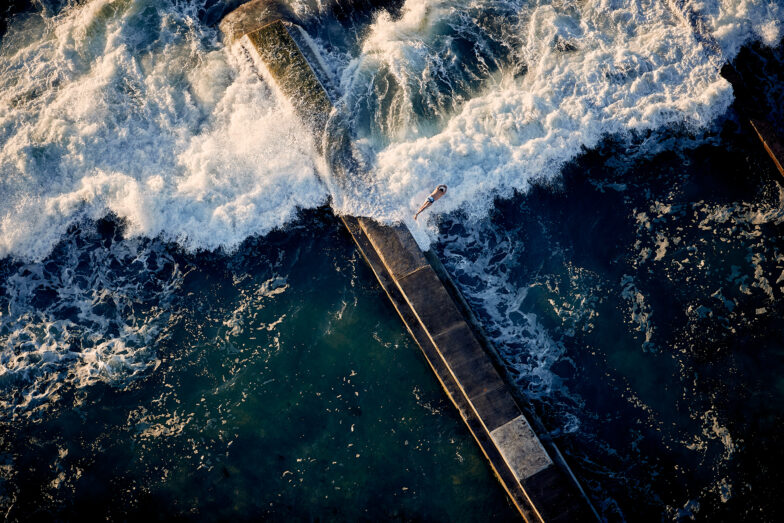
(0, 214, 517, 520)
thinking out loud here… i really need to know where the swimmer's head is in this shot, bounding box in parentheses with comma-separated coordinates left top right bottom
(438, 185, 447, 192)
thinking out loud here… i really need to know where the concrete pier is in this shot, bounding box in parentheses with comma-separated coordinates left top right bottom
(748, 118, 784, 176)
(220, 3, 597, 520)
(342, 217, 595, 521)
(720, 64, 784, 178)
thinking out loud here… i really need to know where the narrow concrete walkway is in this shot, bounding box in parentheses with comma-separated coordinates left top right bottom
(748, 118, 784, 175)
(343, 217, 595, 521)
(720, 64, 784, 177)
(219, 5, 597, 519)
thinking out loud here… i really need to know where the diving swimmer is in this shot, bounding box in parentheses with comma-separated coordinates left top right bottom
(414, 184, 447, 220)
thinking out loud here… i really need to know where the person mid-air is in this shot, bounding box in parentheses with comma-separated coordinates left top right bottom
(414, 184, 447, 220)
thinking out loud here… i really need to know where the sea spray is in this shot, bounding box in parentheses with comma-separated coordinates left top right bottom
(0, 0, 326, 261)
(331, 0, 779, 239)
(1, 1, 784, 518)
(1, 0, 781, 259)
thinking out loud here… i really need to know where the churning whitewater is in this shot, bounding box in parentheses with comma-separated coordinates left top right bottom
(0, 0, 780, 261)
(0, 0, 327, 261)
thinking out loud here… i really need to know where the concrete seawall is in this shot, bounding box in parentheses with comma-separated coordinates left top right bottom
(748, 118, 784, 176)
(342, 217, 595, 521)
(720, 64, 784, 178)
(220, 3, 597, 520)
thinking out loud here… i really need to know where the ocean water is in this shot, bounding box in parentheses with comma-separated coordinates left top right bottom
(0, 212, 517, 519)
(437, 128, 784, 520)
(2, 0, 784, 520)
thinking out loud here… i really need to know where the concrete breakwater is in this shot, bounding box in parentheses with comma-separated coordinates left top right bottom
(341, 217, 595, 521)
(219, 3, 596, 520)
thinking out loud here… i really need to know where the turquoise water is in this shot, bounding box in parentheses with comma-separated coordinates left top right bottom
(0, 213, 516, 519)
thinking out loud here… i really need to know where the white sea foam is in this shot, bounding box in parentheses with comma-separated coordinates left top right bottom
(0, 234, 181, 418)
(439, 223, 574, 402)
(330, 0, 780, 245)
(0, 0, 326, 261)
(0, 0, 781, 259)
(701, 0, 783, 57)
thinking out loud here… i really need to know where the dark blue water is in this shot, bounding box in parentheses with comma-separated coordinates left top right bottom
(0, 212, 517, 520)
(438, 119, 784, 520)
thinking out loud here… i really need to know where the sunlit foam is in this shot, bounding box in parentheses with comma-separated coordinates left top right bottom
(330, 0, 782, 243)
(0, 0, 326, 261)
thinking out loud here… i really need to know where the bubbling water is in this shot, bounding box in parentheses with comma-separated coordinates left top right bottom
(0, 0, 327, 262)
(331, 0, 781, 246)
(0, 0, 781, 259)
(0, 221, 182, 419)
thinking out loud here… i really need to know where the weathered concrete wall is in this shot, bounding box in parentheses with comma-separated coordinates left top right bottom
(749, 118, 784, 176)
(219, 0, 293, 44)
(343, 217, 596, 521)
(721, 64, 784, 178)
(219, 5, 597, 519)
(245, 21, 333, 134)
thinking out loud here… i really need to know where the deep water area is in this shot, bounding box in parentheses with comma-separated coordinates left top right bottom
(437, 123, 784, 520)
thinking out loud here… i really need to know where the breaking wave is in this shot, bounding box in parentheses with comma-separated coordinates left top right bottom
(0, 0, 326, 261)
(331, 0, 780, 245)
(0, 0, 781, 259)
